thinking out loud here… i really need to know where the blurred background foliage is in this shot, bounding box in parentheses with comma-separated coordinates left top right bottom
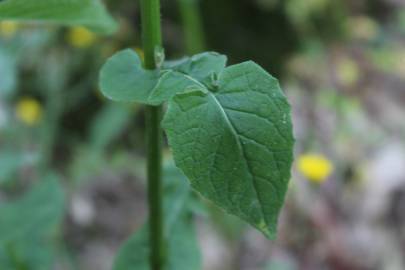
(0, 0, 405, 269)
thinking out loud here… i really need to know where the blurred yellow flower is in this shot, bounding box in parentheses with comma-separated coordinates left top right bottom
(336, 57, 360, 87)
(16, 98, 43, 126)
(66, 26, 97, 48)
(297, 154, 333, 183)
(0, 21, 18, 38)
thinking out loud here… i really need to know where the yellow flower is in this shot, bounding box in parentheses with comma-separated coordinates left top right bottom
(66, 26, 97, 48)
(336, 57, 360, 87)
(297, 153, 333, 183)
(0, 21, 18, 38)
(15, 98, 43, 126)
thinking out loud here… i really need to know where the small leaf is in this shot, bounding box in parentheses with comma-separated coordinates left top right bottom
(100, 49, 204, 105)
(0, 0, 117, 34)
(99, 49, 157, 102)
(162, 61, 294, 238)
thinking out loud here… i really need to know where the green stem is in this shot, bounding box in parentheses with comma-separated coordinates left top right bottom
(178, 0, 206, 54)
(139, 0, 164, 270)
(39, 89, 62, 172)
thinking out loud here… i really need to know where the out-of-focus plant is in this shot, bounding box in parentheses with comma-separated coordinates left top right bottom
(0, 0, 296, 270)
(66, 26, 98, 48)
(345, 15, 379, 41)
(177, 0, 205, 54)
(335, 57, 360, 88)
(0, 174, 65, 269)
(0, 21, 18, 38)
(0, 1, 118, 269)
(285, 0, 347, 39)
(286, 0, 330, 27)
(15, 97, 43, 126)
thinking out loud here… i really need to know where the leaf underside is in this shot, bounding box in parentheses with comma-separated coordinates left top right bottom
(162, 61, 294, 238)
(0, 0, 117, 34)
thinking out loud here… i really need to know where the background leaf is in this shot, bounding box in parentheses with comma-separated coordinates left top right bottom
(0, 150, 38, 184)
(0, 174, 65, 243)
(89, 103, 133, 151)
(0, 47, 17, 98)
(163, 61, 294, 238)
(0, 0, 117, 34)
(0, 174, 65, 269)
(113, 163, 201, 270)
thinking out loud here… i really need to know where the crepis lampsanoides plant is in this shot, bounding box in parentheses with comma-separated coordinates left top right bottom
(100, 48, 295, 239)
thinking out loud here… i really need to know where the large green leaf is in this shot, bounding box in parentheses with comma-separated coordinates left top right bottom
(113, 164, 201, 270)
(162, 61, 294, 238)
(99, 50, 225, 105)
(0, 0, 117, 34)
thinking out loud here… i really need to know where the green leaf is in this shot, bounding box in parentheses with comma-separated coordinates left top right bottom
(100, 49, 204, 105)
(0, 174, 65, 244)
(0, 239, 55, 270)
(148, 71, 206, 105)
(163, 52, 227, 85)
(113, 226, 149, 270)
(0, 0, 117, 34)
(162, 61, 294, 238)
(113, 215, 200, 270)
(0, 150, 38, 184)
(0, 48, 18, 98)
(0, 174, 64, 269)
(113, 164, 201, 270)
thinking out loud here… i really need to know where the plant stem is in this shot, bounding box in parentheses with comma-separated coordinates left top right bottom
(178, 0, 206, 54)
(140, 0, 164, 270)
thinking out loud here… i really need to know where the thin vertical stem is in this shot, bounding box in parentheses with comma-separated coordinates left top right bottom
(139, 0, 164, 269)
(178, 0, 206, 54)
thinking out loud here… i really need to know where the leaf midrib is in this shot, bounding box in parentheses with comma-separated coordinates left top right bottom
(207, 92, 267, 227)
